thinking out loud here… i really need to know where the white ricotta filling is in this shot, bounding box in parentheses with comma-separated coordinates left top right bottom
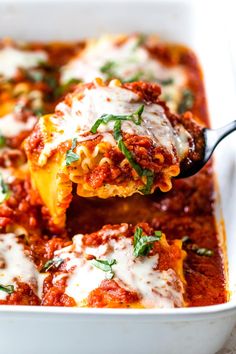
(0, 47, 48, 79)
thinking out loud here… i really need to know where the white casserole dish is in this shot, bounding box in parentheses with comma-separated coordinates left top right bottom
(0, 1, 236, 353)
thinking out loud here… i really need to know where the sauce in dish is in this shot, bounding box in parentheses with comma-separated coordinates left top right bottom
(0, 34, 226, 307)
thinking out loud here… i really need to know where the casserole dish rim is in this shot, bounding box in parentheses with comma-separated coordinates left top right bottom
(0, 0, 235, 317)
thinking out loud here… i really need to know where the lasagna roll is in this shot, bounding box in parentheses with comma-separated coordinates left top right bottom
(61, 34, 188, 112)
(41, 223, 186, 308)
(0, 40, 50, 150)
(25, 79, 203, 227)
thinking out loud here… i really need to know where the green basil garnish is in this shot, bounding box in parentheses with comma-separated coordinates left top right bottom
(123, 71, 144, 83)
(139, 170, 155, 195)
(194, 247, 214, 257)
(178, 88, 194, 114)
(114, 120, 143, 177)
(134, 34, 146, 48)
(65, 138, 80, 166)
(134, 227, 162, 257)
(28, 70, 44, 82)
(91, 258, 117, 280)
(33, 107, 44, 117)
(41, 257, 64, 272)
(181, 236, 214, 257)
(0, 132, 6, 148)
(100, 61, 117, 80)
(91, 104, 144, 133)
(0, 173, 10, 203)
(0, 284, 14, 294)
(56, 78, 82, 97)
(158, 78, 174, 86)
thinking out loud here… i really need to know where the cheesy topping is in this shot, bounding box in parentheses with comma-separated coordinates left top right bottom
(54, 227, 184, 308)
(0, 233, 44, 300)
(0, 47, 47, 79)
(38, 81, 190, 166)
(0, 113, 36, 138)
(61, 35, 187, 112)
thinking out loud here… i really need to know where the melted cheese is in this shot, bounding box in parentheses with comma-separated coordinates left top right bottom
(61, 35, 185, 87)
(61, 35, 186, 112)
(39, 82, 190, 166)
(0, 113, 36, 138)
(0, 233, 44, 300)
(55, 230, 184, 308)
(0, 47, 47, 79)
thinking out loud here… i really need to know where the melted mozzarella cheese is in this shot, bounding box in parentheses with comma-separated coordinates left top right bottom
(0, 47, 48, 79)
(61, 35, 185, 87)
(39, 82, 190, 166)
(60, 35, 186, 112)
(0, 233, 44, 300)
(0, 113, 36, 138)
(55, 230, 184, 308)
(174, 124, 193, 158)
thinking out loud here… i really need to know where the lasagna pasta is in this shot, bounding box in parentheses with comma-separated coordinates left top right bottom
(25, 79, 200, 227)
(42, 223, 186, 308)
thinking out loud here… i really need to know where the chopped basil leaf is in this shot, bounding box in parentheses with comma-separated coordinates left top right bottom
(124, 71, 144, 83)
(112, 111, 154, 191)
(56, 78, 82, 97)
(44, 75, 58, 91)
(0, 173, 10, 203)
(100, 61, 117, 79)
(158, 78, 174, 86)
(64, 78, 82, 86)
(132, 104, 144, 124)
(65, 138, 80, 166)
(161, 93, 172, 102)
(0, 284, 14, 294)
(140, 170, 155, 195)
(37, 60, 50, 69)
(116, 132, 143, 176)
(91, 104, 144, 133)
(0, 132, 6, 148)
(182, 238, 214, 257)
(195, 247, 214, 257)
(134, 34, 147, 49)
(91, 258, 117, 279)
(41, 257, 64, 272)
(28, 70, 44, 82)
(134, 227, 162, 257)
(33, 107, 44, 117)
(178, 89, 194, 114)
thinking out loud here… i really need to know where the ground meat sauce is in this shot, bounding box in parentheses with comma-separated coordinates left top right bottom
(0, 38, 226, 307)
